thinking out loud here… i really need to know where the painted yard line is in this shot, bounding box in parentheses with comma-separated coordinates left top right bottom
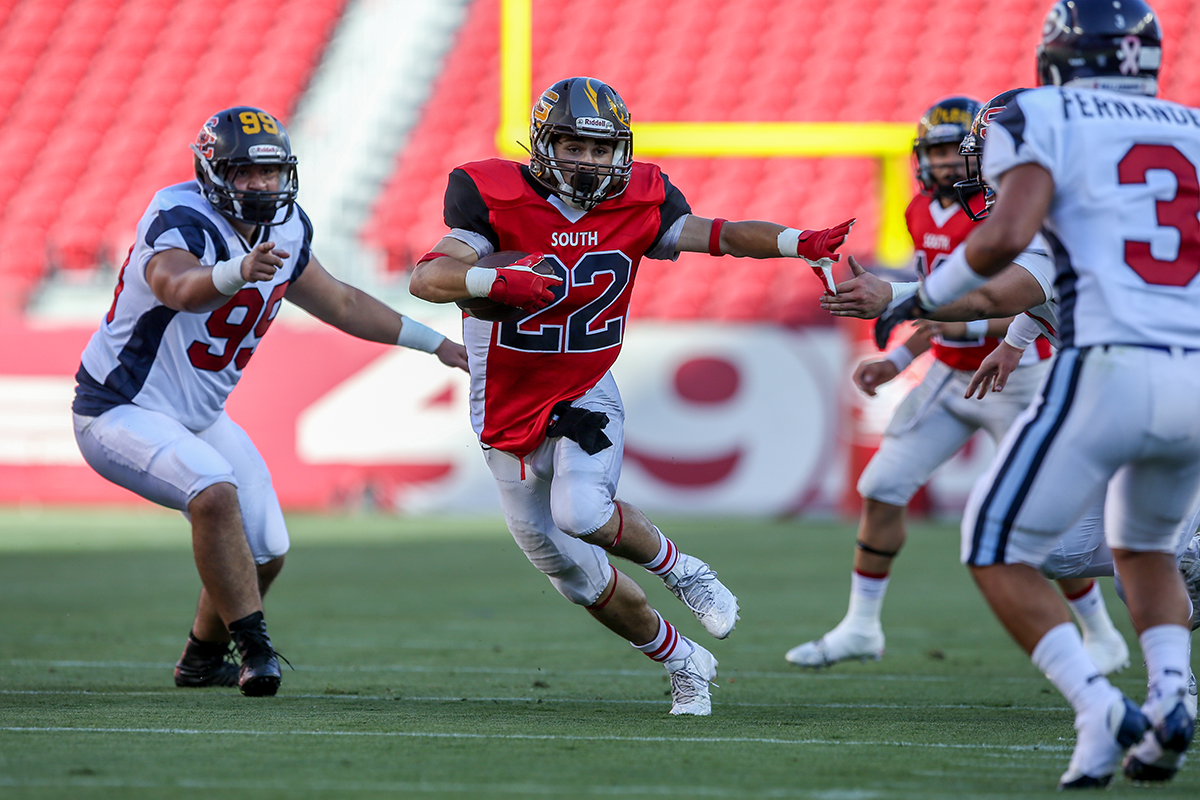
(0, 777, 883, 798)
(1, 659, 1054, 683)
(0, 725, 1072, 752)
(0, 688, 1072, 712)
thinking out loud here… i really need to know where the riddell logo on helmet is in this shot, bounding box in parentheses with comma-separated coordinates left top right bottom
(575, 117, 616, 136)
(248, 145, 286, 160)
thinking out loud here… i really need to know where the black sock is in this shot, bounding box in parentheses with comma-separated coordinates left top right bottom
(228, 611, 265, 634)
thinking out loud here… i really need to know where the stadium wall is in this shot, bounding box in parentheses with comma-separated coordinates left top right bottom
(1, 319, 994, 518)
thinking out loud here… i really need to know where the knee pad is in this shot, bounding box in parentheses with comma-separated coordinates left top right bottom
(546, 567, 607, 606)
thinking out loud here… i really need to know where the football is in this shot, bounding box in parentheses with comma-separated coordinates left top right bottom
(455, 250, 554, 322)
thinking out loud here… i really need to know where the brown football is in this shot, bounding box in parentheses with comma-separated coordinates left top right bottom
(455, 250, 554, 322)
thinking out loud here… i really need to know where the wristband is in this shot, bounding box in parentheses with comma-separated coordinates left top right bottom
(464, 267, 498, 298)
(777, 228, 801, 258)
(416, 251, 450, 265)
(890, 281, 920, 303)
(964, 319, 989, 339)
(1003, 332, 1030, 351)
(920, 245, 989, 307)
(885, 344, 914, 372)
(211, 257, 246, 295)
(708, 219, 726, 256)
(395, 316, 446, 353)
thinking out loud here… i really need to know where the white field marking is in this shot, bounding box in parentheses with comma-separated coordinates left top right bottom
(0, 689, 1072, 712)
(0, 776, 879, 798)
(0, 725, 1072, 753)
(2, 659, 1054, 683)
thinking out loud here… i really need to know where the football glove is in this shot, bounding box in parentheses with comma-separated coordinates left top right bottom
(489, 253, 562, 311)
(797, 219, 855, 293)
(546, 401, 612, 455)
(874, 287, 935, 350)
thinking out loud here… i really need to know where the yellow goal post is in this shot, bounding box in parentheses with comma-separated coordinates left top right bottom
(496, 0, 916, 266)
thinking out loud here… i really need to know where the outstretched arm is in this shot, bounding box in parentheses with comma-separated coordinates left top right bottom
(286, 254, 467, 370)
(676, 215, 854, 290)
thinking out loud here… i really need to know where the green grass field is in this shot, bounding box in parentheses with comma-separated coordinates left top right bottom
(1, 507, 1196, 799)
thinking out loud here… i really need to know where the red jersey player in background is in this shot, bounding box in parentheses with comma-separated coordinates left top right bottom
(785, 96, 1128, 675)
(410, 76, 853, 715)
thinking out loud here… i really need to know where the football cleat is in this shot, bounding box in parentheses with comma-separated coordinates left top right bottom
(1082, 627, 1130, 675)
(173, 633, 238, 688)
(785, 621, 884, 668)
(1123, 683, 1195, 783)
(1180, 531, 1200, 631)
(231, 618, 283, 697)
(665, 640, 718, 716)
(662, 554, 739, 639)
(1059, 694, 1149, 789)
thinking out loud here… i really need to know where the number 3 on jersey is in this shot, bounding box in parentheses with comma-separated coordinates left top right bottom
(1118, 143, 1200, 286)
(498, 252, 632, 353)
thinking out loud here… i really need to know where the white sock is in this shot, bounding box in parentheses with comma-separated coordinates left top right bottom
(639, 528, 679, 576)
(1031, 622, 1115, 716)
(632, 612, 694, 663)
(1065, 581, 1120, 640)
(844, 570, 889, 627)
(1140, 623, 1191, 712)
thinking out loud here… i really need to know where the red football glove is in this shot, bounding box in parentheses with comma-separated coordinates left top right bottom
(796, 218, 855, 294)
(488, 253, 563, 311)
(796, 218, 855, 264)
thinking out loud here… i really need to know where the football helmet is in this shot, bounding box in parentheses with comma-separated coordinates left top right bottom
(528, 77, 632, 210)
(955, 89, 1031, 221)
(190, 107, 299, 226)
(913, 96, 982, 201)
(1037, 0, 1162, 97)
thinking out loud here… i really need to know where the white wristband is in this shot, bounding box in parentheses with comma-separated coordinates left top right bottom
(964, 319, 989, 339)
(396, 316, 446, 354)
(885, 344, 915, 372)
(464, 267, 498, 298)
(777, 228, 801, 258)
(920, 245, 989, 307)
(211, 257, 247, 295)
(890, 281, 920, 303)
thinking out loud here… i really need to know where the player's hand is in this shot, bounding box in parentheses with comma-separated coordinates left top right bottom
(241, 241, 290, 283)
(488, 253, 563, 311)
(965, 341, 1024, 399)
(874, 289, 934, 350)
(853, 358, 899, 398)
(434, 339, 469, 372)
(820, 255, 892, 318)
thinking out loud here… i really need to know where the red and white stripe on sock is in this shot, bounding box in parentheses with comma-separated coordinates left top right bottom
(633, 612, 694, 663)
(639, 528, 679, 576)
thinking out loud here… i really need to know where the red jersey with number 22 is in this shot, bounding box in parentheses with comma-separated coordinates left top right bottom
(905, 196, 996, 371)
(446, 159, 690, 457)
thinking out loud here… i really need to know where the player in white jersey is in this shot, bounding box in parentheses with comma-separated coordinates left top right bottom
(72, 107, 467, 697)
(794, 93, 1128, 675)
(876, 0, 1196, 787)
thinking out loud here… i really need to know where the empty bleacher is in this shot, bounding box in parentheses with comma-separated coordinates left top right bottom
(3, 0, 1200, 322)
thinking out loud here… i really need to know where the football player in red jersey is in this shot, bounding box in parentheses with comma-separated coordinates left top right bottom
(410, 76, 853, 715)
(786, 96, 1128, 675)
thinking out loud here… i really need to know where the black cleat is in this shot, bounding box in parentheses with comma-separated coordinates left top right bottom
(230, 617, 282, 697)
(174, 634, 239, 688)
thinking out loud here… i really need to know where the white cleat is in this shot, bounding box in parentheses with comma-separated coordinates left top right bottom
(663, 554, 739, 639)
(665, 640, 718, 716)
(1180, 531, 1200, 631)
(1059, 692, 1148, 789)
(1082, 628, 1130, 675)
(784, 621, 884, 668)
